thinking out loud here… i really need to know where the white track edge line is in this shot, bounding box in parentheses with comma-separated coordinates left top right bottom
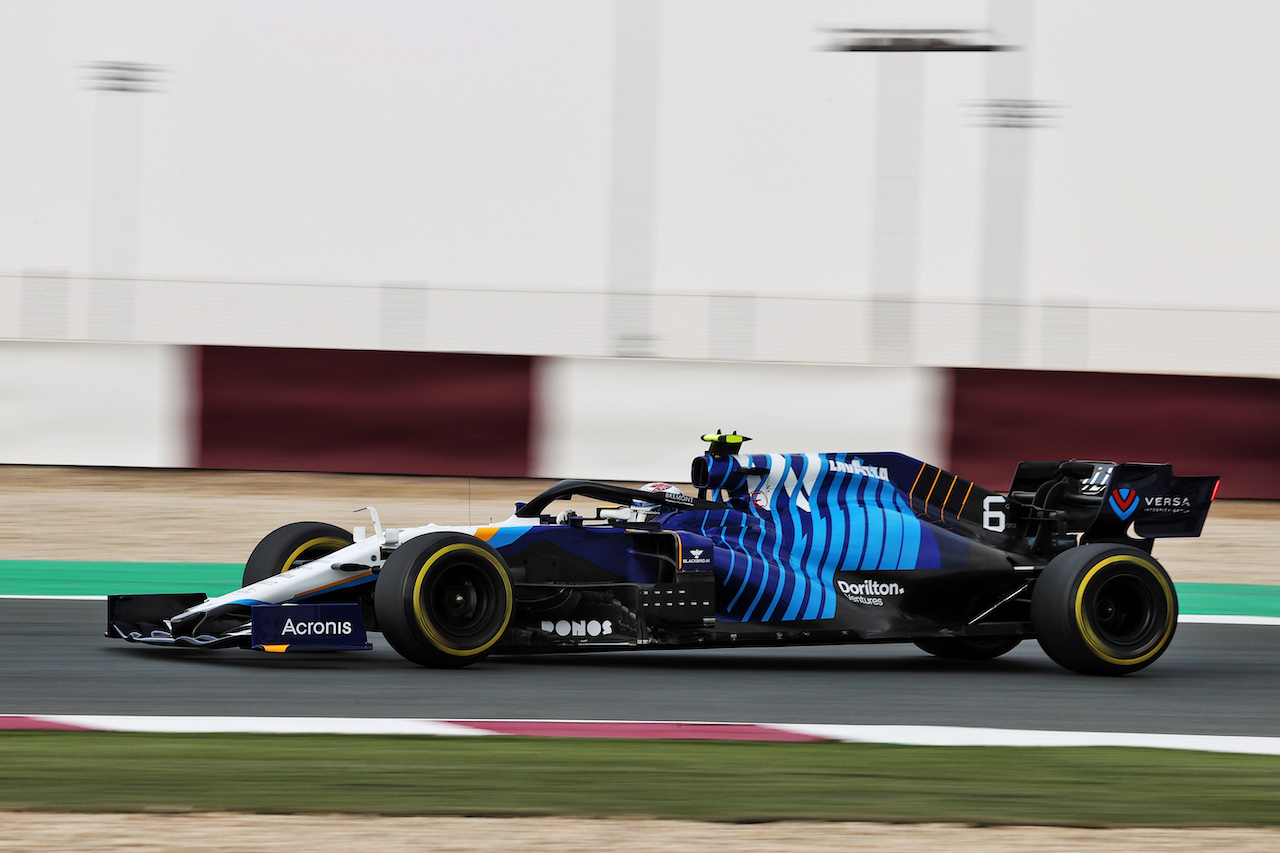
(0, 595, 107, 600)
(776, 724, 1280, 756)
(10, 715, 1280, 756)
(1179, 614, 1280, 625)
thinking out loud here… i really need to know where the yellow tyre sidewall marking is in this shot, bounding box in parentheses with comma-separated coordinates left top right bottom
(280, 537, 350, 574)
(1074, 555, 1175, 666)
(411, 543, 513, 657)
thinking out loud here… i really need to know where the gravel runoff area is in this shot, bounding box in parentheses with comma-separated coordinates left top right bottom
(5, 814, 1280, 853)
(2, 464, 1278, 850)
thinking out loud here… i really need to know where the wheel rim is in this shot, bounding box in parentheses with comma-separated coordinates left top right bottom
(412, 545, 511, 654)
(1075, 556, 1174, 664)
(1089, 573, 1156, 647)
(426, 563, 494, 637)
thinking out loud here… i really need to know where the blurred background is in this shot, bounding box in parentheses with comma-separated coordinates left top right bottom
(1, 0, 1276, 493)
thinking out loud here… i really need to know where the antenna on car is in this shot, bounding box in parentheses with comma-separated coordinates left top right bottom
(702, 430, 751, 457)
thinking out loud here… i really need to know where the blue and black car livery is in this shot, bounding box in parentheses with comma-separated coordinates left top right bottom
(107, 432, 1219, 675)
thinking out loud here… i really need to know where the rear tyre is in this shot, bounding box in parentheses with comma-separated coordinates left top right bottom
(242, 521, 354, 586)
(374, 532, 513, 668)
(1031, 543, 1177, 675)
(913, 636, 1021, 660)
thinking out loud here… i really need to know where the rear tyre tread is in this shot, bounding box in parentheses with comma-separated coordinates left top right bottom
(1031, 543, 1177, 676)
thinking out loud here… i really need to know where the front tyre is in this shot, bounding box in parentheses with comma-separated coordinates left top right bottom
(242, 521, 354, 586)
(1031, 543, 1177, 675)
(374, 532, 513, 668)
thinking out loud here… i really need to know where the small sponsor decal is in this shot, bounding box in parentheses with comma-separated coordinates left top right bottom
(683, 547, 712, 566)
(750, 490, 769, 510)
(1079, 463, 1116, 496)
(541, 619, 614, 638)
(828, 458, 890, 481)
(1141, 494, 1194, 513)
(1109, 488, 1139, 520)
(836, 578, 904, 607)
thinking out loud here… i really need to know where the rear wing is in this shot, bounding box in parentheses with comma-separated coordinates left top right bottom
(1085, 462, 1219, 542)
(1006, 459, 1219, 553)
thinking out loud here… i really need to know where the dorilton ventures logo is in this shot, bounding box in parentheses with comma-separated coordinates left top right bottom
(1109, 488, 1138, 520)
(836, 578, 904, 607)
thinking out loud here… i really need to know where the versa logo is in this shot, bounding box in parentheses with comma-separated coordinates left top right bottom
(1109, 488, 1139, 520)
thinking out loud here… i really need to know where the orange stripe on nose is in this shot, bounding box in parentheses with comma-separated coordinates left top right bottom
(299, 571, 375, 597)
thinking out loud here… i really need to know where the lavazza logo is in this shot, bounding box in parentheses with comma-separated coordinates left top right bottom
(282, 617, 354, 636)
(828, 458, 890, 481)
(836, 578, 904, 607)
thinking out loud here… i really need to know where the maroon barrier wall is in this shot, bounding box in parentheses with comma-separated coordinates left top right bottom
(948, 368, 1280, 498)
(198, 347, 533, 476)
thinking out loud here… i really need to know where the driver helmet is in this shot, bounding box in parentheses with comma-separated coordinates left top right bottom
(630, 482, 685, 521)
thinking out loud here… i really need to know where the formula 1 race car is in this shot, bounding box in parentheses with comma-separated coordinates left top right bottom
(107, 433, 1219, 675)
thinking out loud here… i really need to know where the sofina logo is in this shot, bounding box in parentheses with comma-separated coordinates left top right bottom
(1109, 488, 1139, 520)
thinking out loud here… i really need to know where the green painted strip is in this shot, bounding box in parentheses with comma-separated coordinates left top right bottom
(0, 560, 242, 597)
(1176, 583, 1280, 618)
(2, 562, 1279, 618)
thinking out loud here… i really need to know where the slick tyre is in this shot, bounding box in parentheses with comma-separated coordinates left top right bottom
(913, 636, 1021, 660)
(374, 532, 513, 668)
(1031, 543, 1177, 676)
(242, 522, 354, 586)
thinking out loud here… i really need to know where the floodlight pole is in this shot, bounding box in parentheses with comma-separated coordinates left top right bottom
(606, 0, 661, 358)
(825, 29, 1006, 366)
(973, 0, 1044, 368)
(83, 61, 163, 340)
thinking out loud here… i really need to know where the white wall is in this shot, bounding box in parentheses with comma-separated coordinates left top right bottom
(533, 357, 948, 483)
(0, 344, 948, 477)
(0, 341, 193, 467)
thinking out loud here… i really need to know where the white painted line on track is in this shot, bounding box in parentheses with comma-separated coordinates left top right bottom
(9, 715, 1280, 756)
(778, 724, 1280, 756)
(0, 595, 106, 600)
(29, 715, 488, 737)
(1179, 614, 1280, 626)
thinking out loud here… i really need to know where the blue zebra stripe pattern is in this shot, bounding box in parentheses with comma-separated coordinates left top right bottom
(668, 453, 951, 623)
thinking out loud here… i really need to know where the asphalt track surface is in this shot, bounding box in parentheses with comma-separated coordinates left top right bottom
(4, 599, 1279, 738)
